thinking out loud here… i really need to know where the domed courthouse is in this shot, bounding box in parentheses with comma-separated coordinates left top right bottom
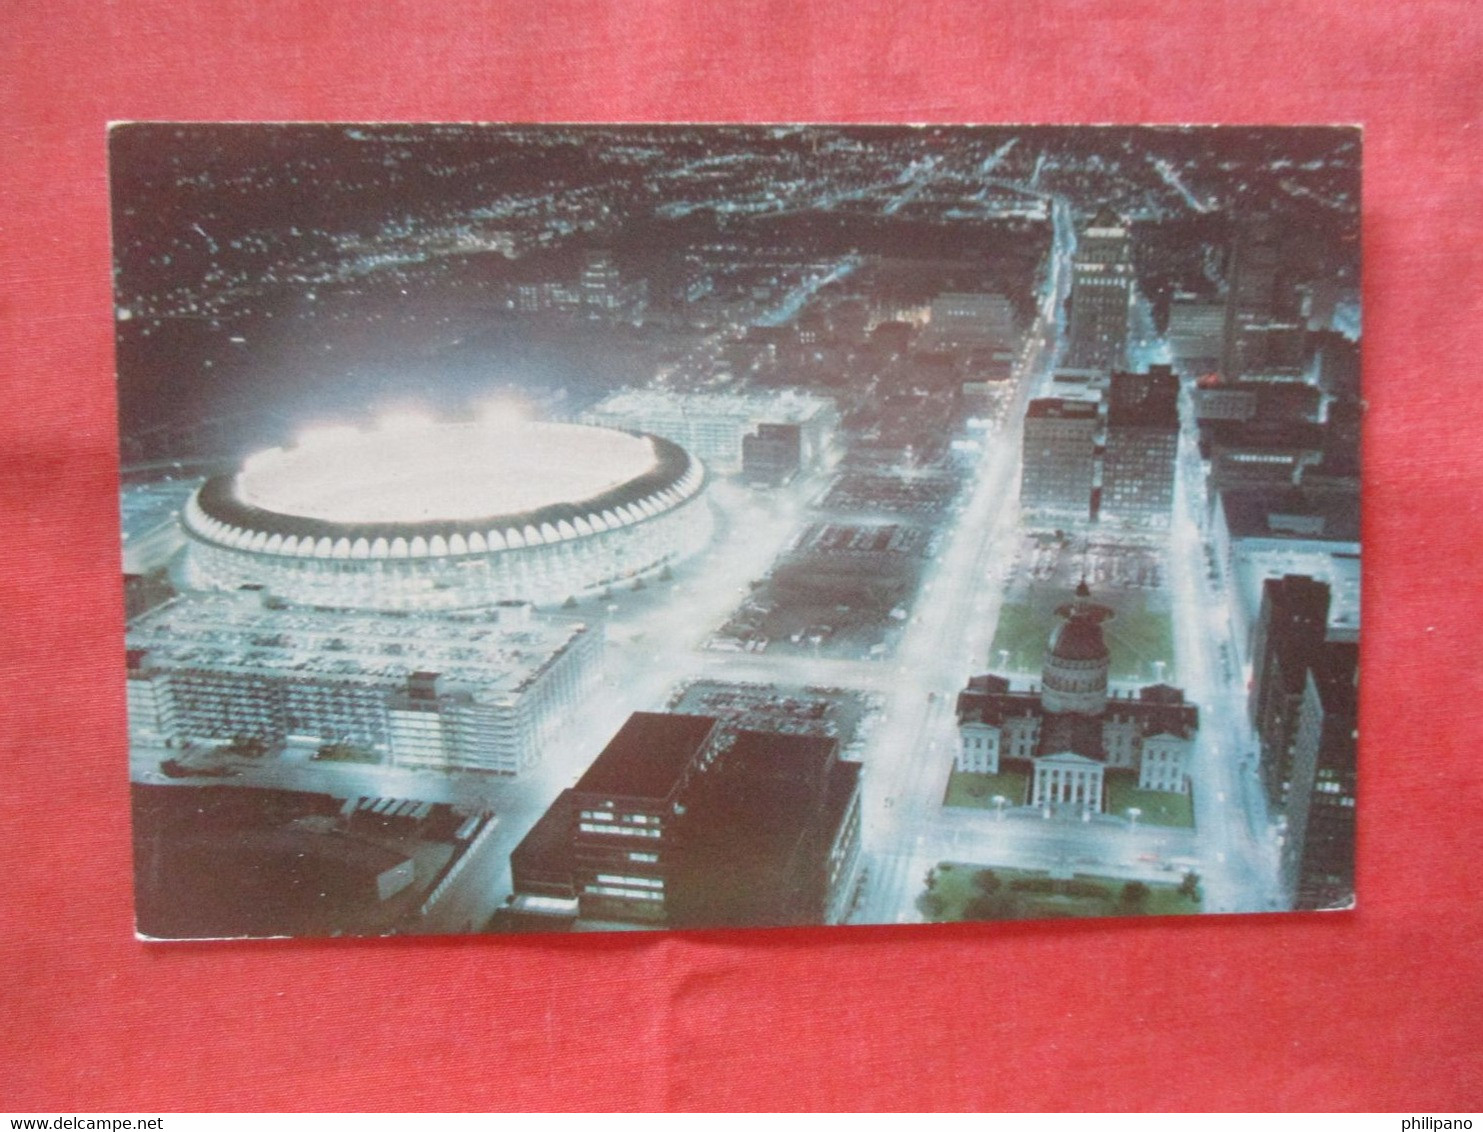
(955, 582, 1198, 813)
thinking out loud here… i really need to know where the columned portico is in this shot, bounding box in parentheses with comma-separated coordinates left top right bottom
(1031, 752, 1104, 812)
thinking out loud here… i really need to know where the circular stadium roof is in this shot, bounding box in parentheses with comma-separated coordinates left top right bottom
(237, 421, 661, 525)
(186, 420, 706, 558)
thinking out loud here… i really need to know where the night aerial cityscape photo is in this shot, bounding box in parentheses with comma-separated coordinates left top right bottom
(111, 123, 1361, 939)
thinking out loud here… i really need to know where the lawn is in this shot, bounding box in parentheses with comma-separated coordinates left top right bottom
(986, 602, 1051, 674)
(1101, 607, 1176, 684)
(943, 768, 1030, 810)
(1104, 775, 1195, 829)
(988, 596, 1173, 683)
(920, 862, 1201, 922)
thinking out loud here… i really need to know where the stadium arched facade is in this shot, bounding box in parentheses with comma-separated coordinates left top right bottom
(180, 421, 711, 611)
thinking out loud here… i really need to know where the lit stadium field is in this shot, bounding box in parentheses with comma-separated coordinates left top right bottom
(181, 417, 712, 610)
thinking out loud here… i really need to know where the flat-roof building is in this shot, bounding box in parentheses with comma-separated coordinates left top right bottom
(569, 712, 723, 925)
(1101, 367, 1180, 529)
(125, 590, 601, 775)
(1211, 487, 1361, 666)
(669, 730, 863, 930)
(1066, 208, 1135, 373)
(519, 712, 864, 929)
(1167, 293, 1226, 374)
(925, 292, 1019, 351)
(1249, 575, 1330, 808)
(581, 389, 837, 475)
(1281, 641, 1358, 911)
(1022, 399, 1098, 523)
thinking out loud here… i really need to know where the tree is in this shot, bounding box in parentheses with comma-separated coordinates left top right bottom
(919, 891, 947, 920)
(972, 868, 1001, 894)
(964, 891, 1022, 922)
(1179, 871, 1201, 901)
(1119, 881, 1151, 911)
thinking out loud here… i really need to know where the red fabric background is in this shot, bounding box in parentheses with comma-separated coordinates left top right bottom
(3, 0, 1481, 1112)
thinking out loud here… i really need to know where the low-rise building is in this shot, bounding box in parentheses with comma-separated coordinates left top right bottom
(514, 712, 863, 929)
(582, 388, 838, 476)
(1212, 489, 1361, 667)
(125, 590, 601, 775)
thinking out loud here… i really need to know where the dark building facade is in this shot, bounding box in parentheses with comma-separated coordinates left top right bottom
(1280, 641, 1358, 911)
(1066, 208, 1135, 373)
(569, 712, 723, 924)
(1203, 419, 1326, 499)
(1100, 367, 1179, 528)
(742, 422, 803, 487)
(1167, 292, 1227, 375)
(1221, 214, 1305, 380)
(512, 712, 863, 929)
(1249, 575, 1331, 808)
(1193, 379, 1322, 425)
(1022, 398, 1098, 522)
(926, 291, 1019, 351)
(669, 730, 863, 929)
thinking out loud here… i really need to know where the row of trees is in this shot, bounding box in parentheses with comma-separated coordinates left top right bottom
(919, 865, 1201, 922)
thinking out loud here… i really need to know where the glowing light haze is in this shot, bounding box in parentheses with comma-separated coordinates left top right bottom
(236, 420, 662, 523)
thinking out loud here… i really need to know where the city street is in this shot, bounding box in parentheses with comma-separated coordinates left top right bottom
(116, 129, 1337, 933)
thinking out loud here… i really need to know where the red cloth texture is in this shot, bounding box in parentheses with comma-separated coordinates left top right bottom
(2, 0, 1481, 1112)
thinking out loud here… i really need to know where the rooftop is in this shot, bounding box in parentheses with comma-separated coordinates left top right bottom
(126, 592, 592, 696)
(585, 387, 836, 424)
(1027, 398, 1099, 421)
(1220, 486, 1361, 544)
(573, 712, 719, 801)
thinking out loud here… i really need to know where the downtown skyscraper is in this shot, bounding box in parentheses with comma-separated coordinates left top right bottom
(1065, 207, 1135, 373)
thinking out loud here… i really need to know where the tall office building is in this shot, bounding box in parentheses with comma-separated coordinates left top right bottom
(1249, 575, 1331, 807)
(1100, 366, 1180, 528)
(1221, 214, 1306, 380)
(1167, 292, 1227, 375)
(1021, 399, 1098, 522)
(578, 250, 647, 321)
(1281, 641, 1358, 911)
(1065, 207, 1135, 373)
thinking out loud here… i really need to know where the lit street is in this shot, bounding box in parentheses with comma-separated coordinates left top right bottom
(115, 125, 1356, 936)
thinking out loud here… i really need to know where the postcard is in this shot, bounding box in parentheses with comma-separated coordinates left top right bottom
(112, 124, 1360, 938)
